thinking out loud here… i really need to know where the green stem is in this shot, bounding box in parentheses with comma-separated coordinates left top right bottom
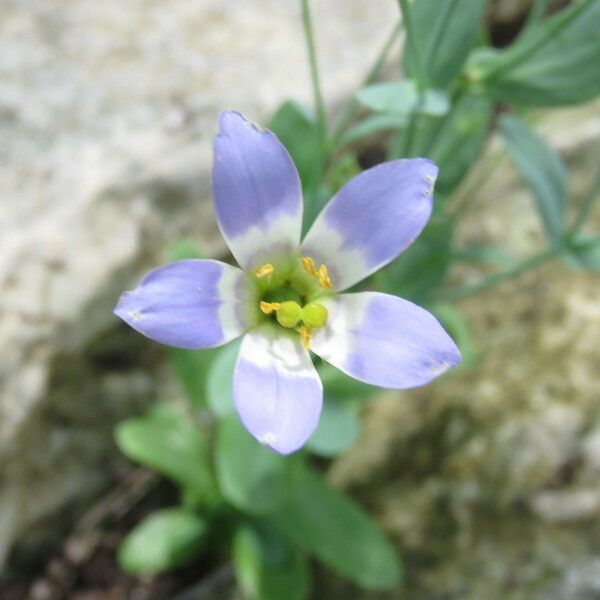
(301, 0, 327, 142)
(397, 100, 422, 158)
(331, 22, 401, 142)
(397, 0, 427, 87)
(435, 247, 558, 302)
(423, 0, 458, 72)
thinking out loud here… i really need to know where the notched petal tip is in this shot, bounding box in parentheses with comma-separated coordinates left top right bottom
(217, 110, 265, 136)
(113, 290, 141, 325)
(260, 432, 299, 456)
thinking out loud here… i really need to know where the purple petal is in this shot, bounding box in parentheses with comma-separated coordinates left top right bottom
(233, 326, 322, 455)
(311, 292, 461, 389)
(301, 158, 437, 290)
(114, 259, 250, 349)
(212, 111, 303, 271)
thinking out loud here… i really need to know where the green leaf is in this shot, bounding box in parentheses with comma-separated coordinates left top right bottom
(340, 113, 408, 144)
(356, 81, 450, 117)
(115, 405, 218, 504)
(318, 363, 378, 401)
(422, 93, 492, 194)
(404, 0, 486, 88)
(269, 100, 324, 193)
(170, 347, 216, 407)
(499, 114, 567, 245)
(118, 508, 209, 575)
(324, 154, 360, 195)
(215, 418, 296, 515)
(471, 0, 600, 106)
(306, 398, 360, 458)
(269, 101, 328, 232)
(377, 219, 454, 303)
(563, 235, 600, 273)
(233, 521, 310, 600)
(272, 465, 401, 591)
(206, 340, 240, 417)
(166, 240, 203, 261)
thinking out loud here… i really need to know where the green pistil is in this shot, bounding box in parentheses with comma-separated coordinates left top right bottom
(276, 301, 303, 328)
(302, 302, 328, 328)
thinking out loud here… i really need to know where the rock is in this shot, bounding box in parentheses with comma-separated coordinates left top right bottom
(0, 0, 396, 568)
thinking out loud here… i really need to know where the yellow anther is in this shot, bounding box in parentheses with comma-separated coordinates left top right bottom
(302, 256, 333, 289)
(301, 256, 318, 277)
(253, 263, 274, 278)
(297, 326, 312, 350)
(317, 264, 332, 289)
(260, 301, 280, 314)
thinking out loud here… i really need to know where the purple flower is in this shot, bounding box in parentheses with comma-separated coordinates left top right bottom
(115, 111, 461, 455)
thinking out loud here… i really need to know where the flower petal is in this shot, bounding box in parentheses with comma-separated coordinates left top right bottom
(114, 259, 251, 349)
(311, 292, 461, 389)
(301, 158, 437, 291)
(212, 111, 303, 271)
(233, 325, 322, 455)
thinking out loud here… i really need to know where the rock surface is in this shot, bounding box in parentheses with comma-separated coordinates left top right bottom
(0, 0, 396, 568)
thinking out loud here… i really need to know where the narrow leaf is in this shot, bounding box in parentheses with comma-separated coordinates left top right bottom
(356, 81, 450, 117)
(404, 0, 486, 88)
(206, 340, 240, 417)
(215, 418, 296, 515)
(115, 405, 218, 504)
(306, 398, 360, 458)
(272, 466, 401, 590)
(472, 0, 600, 106)
(233, 521, 310, 600)
(500, 114, 567, 245)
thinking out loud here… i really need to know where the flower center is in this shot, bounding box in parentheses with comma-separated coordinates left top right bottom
(252, 256, 332, 350)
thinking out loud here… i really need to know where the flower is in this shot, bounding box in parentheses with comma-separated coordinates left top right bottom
(114, 111, 461, 455)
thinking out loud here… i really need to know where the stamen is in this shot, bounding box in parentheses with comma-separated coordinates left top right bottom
(297, 325, 312, 350)
(302, 256, 333, 289)
(317, 264, 332, 289)
(260, 301, 280, 314)
(301, 256, 318, 277)
(254, 263, 274, 278)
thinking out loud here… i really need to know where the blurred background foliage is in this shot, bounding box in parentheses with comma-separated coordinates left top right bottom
(1, 0, 599, 599)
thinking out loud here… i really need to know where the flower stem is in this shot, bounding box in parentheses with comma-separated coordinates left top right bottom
(422, 0, 458, 73)
(330, 22, 402, 142)
(435, 247, 559, 302)
(301, 0, 327, 142)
